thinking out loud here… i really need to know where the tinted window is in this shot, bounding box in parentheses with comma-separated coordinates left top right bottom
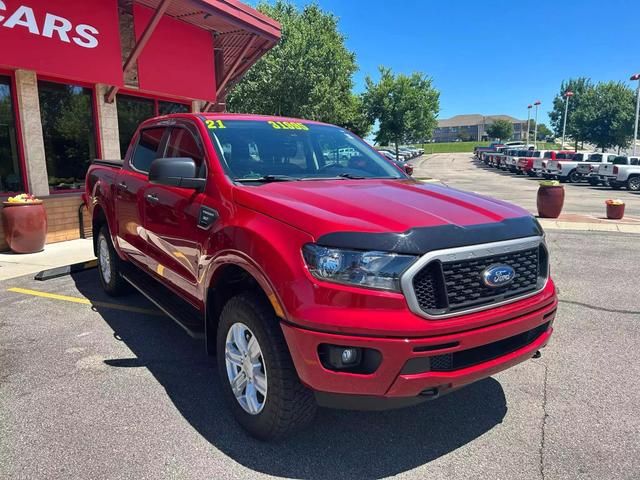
(590, 154, 602, 162)
(533, 151, 541, 157)
(631, 158, 639, 166)
(612, 157, 628, 165)
(38, 81, 97, 192)
(0, 75, 24, 193)
(544, 152, 553, 158)
(166, 128, 203, 164)
(117, 95, 155, 158)
(131, 128, 165, 172)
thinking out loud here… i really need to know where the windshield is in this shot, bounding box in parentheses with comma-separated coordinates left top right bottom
(204, 119, 403, 182)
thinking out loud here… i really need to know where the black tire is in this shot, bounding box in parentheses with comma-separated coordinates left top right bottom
(611, 184, 622, 190)
(568, 170, 581, 183)
(217, 292, 317, 441)
(628, 176, 640, 192)
(96, 225, 131, 296)
(589, 178, 599, 186)
(558, 176, 568, 183)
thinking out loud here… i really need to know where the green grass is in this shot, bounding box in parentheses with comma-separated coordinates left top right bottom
(416, 141, 560, 154)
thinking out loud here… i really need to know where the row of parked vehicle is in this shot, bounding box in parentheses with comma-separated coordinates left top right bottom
(474, 143, 640, 192)
(376, 146, 424, 176)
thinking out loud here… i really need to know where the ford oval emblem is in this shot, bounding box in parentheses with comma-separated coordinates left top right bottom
(482, 264, 516, 288)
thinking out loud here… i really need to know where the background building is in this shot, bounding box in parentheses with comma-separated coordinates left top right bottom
(433, 114, 527, 142)
(0, 0, 280, 251)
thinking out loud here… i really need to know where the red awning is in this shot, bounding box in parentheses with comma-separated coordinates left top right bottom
(107, 0, 281, 107)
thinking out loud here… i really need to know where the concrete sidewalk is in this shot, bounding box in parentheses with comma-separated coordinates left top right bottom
(0, 238, 95, 281)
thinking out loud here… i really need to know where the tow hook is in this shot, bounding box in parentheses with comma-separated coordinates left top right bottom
(533, 350, 542, 359)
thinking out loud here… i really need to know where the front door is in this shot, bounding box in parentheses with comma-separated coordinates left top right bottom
(143, 123, 211, 303)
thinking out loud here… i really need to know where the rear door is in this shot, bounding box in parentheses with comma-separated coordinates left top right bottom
(115, 126, 167, 267)
(142, 121, 210, 303)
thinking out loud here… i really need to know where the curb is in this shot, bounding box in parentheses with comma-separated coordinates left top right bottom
(537, 220, 640, 234)
(34, 259, 97, 281)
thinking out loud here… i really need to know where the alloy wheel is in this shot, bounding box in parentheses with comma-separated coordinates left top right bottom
(224, 322, 268, 415)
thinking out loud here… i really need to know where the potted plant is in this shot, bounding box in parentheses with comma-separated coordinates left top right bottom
(2, 193, 48, 254)
(605, 199, 625, 220)
(537, 180, 565, 219)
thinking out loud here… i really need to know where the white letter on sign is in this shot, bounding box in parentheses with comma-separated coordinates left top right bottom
(42, 14, 72, 43)
(73, 24, 99, 49)
(0, 1, 6, 23)
(3, 5, 40, 34)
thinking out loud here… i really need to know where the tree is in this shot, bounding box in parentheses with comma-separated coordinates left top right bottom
(339, 94, 372, 138)
(536, 123, 553, 141)
(573, 81, 636, 151)
(548, 78, 592, 149)
(227, 1, 370, 134)
(362, 67, 439, 157)
(486, 119, 513, 141)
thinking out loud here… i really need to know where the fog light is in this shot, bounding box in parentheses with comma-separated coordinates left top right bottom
(341, 348, 358, 364)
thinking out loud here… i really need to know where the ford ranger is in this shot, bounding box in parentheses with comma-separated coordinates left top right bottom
(85, 113, 557, 440)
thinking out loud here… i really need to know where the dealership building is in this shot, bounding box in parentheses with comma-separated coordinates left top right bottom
(433, 114, 528, 143)
(0, 0, 280, 250)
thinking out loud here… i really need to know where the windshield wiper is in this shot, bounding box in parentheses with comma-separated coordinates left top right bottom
(234, 175, 298, 183)
(336, 173, 366, 179)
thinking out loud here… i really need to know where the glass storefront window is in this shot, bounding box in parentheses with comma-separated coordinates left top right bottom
(117, 95, 155, 159)
(0, 76, 24, 194)
(159, 101, 190, 115)
(38, 81, 97, 192)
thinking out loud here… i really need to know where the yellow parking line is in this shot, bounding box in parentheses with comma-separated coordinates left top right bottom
(7, 287, 164, 317)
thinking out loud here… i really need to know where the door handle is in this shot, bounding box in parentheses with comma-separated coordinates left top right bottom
(146, 193, 159, 204)
(117, 181, 128, 191)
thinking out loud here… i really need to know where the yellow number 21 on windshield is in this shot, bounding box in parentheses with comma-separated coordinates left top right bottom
(206, 120, 226, 129)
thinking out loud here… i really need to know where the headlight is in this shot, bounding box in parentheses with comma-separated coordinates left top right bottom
(302, 244, 417, 292)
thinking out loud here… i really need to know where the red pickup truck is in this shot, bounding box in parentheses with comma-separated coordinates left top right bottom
(85, 113, 557, 440)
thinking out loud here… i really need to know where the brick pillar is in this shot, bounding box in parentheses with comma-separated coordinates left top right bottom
(95, 84, 122, 159)
(191, 100, 202, 113)
(14, 70, 49, 196)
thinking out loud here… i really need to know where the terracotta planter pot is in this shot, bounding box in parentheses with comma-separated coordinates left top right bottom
(2, 201, 48, 254)
(606, 203, 625, 220)
(537, 185, 565, 218)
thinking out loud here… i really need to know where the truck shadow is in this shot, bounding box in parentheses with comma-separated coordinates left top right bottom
(71, 270, 507, 479)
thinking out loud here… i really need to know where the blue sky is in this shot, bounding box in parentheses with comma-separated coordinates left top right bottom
(277, 0, 640, 126)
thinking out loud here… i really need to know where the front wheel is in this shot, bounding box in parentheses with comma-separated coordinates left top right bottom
(217, 293, 317, 440)
(568, 170, 581, 183)
(628, 176, 640, 191)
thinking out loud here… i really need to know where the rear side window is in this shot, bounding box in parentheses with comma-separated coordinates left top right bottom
(131, 128, 165, 173)
(613, 157, 628, 165)
(544, 152, 553, 158)
(631, 158, 639, 166)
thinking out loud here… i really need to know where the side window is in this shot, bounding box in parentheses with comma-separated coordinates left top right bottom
(631, 158, 639, 166)
(131, 128, 165, 173)
(166, 128, 204, 165)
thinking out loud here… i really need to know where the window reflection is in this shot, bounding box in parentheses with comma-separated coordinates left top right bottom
(0, 76, 23, 193)
(38, 81, 96, 192)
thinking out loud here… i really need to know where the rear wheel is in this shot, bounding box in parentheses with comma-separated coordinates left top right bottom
(217, 292, 317, 440)
(568, 169, 581, 183)
(628, 176, 640, 191)
(96, 225, 131, 296)
(589, 178, 600, 186)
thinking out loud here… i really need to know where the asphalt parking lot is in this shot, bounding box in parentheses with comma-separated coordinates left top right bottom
(1, 229, 639, 480)
(413, 153, 640, 218)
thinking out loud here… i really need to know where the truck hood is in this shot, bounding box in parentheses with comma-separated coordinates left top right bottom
(233, 179, 541, 254)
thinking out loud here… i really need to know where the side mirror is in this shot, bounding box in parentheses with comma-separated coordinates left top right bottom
(148, 157, 206, 191)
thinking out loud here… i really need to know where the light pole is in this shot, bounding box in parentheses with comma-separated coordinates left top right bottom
(631, 73, 640, 156)
(561, 90, 573, 149)
(533, 100, 541, 148)
(526, 104, 532, 146)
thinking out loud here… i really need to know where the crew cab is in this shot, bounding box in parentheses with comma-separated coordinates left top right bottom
(602, 156, 640, 190)
(517, 150, 548, 177)
(575, 153, 617, 185)
(546, 151, 596, 183)
(85, 113, 557, 440)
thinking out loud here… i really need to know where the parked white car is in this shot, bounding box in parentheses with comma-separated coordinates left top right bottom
(601, 156, 640, 190)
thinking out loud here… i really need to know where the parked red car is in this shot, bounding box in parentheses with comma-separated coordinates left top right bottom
(86, 113, 557, 440)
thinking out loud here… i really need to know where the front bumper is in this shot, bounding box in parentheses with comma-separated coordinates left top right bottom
(281, 290, 557, 406)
